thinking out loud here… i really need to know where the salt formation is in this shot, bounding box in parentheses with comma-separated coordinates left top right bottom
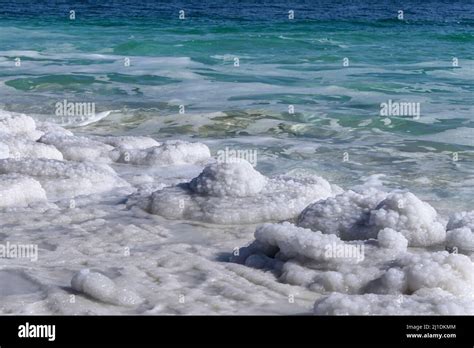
(233, 187, 474, 314)
(377, 228, 408, 251)
(0, 174, 47, 208)
(141, 160, 340, 224)
(40, 132, 210, 166)
(369, 191, 446, 247)
(87, 135, 160, 150)
(399, 251, 474, 296)
(0, 158, 130, 200)
(109, 140, 211, 166)
(0, 110, 43, 140)
(0, 111, 62, 160)
(298, 189, 446, 247)
(235, 186, 474, 314)
(0, 135, 63, 160)
(297, 188, 388, 241)
(189, 160, 267, 197)
(446, 211, 474, 251)
(71, 269, 142, 307)
(0, 110, 212, 208)
(233, 221, 474, 310)
(39, 133, 114, 163)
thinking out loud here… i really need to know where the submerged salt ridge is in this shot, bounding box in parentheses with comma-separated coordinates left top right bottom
(0, 110, 473, 315)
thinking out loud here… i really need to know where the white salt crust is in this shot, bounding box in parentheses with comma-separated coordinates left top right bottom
(0, 110, 43, 141)
(71, 269, 142, 306)
(142, 160, 341, 224)
(446, 211, 474, 251)
(0, 158, 130, 200)
(233, 217, 474, 312)
(109, 140, 211, 166)
(298, 189, 446, 247)
(39, 133, 115, 163)
(0, 134, 63, 160)
(0, 174, 47, 208)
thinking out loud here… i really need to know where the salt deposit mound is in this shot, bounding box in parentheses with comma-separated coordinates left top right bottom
(0, 134, 63, 160)
(0, 110, 43, 141)
(0, 158, 130, 200)
(446, 211, 474, 252)
(232, 220, 474, 310)
(369, 191, 446, 247)
(189, 159, 267, 197)
(39, 133, 114, 163)
(297, 188, 388, 241)
(298, 189, 446, 247)
(87, 135, 160, 150)
(139, 160, 340, 224)
(232, 222, 404, 293)
(71, 269, 142, 307)
(0, 174, 47, 208)
(0, 111, 63, 161)
(40, 129, 207, 166)
(109, 140, 211, 166)
(0, 111, 208, 167)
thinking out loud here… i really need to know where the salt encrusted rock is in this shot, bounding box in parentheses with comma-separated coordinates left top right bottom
(297, 188, 388, 241)
(109, 140, 211, 166)
(71, 269, 142, 307)
(189, 160, 266, 197)
(0, 174, 47, 208)
(253, 222, 350, 262)
(313, 289, 474, 315)
(142, 160, 340, 224)
(298, 189, 446, 247)
(233, 222, 382, 292)
(0, 158, 130, 200)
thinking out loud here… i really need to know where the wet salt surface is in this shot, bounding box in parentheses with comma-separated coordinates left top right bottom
(0, 110, 473, 315)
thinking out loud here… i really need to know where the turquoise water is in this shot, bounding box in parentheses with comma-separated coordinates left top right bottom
(0, 0, 473, 211)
